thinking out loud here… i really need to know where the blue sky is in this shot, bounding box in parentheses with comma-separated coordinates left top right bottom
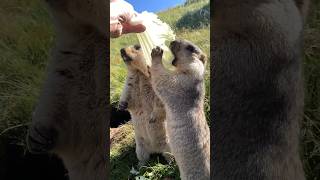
(126, 0, 186, 13)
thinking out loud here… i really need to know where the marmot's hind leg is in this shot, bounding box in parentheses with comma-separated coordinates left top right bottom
(135, 137, 150, 166)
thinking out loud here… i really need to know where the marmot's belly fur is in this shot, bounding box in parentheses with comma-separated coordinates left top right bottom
(120, 66, 170, 164)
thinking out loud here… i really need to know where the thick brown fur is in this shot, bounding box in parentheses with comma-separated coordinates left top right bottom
(150, 40, 210, 180)
(212, 0, 309, 179)
(119, 45, 170, 165)
(26, 1, 108, 179)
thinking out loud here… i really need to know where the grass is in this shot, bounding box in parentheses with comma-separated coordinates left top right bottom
(0, 0, 318, 179)
(301, 1, 320, 179)
(0, 0, 53, 138)
(110, 123, 137, 179)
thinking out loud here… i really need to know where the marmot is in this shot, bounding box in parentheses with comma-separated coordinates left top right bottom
(119, 44, 170, 165)
(26, 1, 108, 180)
(150, 40, 210, 180)
(212, 0, 309, 179)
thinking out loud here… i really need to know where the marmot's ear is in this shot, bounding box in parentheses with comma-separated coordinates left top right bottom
(199, 53, 207, 64)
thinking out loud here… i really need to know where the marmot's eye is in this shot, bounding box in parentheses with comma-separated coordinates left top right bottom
(186, 45, 196, 53)
(134, 44, 141, 50)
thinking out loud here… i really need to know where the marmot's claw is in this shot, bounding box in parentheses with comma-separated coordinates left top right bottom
(162, 152, 175, 164)
(151, 46, 163, 58)
(26, 124, 56, 154)
(118, 101, 128, 110)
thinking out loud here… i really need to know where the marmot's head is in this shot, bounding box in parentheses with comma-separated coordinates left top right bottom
(169, 39, 206, 75)
(120, 44, 150, 77)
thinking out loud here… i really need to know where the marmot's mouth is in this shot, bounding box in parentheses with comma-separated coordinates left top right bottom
(169, 41, 178, 66)
(120, 48, 132, 62)
(172, 58, 177, 66)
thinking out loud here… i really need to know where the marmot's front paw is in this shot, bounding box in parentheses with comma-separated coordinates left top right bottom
(118, 101, 128, 111)
(151, 46, 163, 59)
(26, 124, 57, 154)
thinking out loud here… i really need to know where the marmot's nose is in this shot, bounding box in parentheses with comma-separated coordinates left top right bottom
(134, 44, 141, 50)
(170, 40, 177, 47)
(169, 40, 177, 49)
(120, 48, 126, 56)
(170, 40, 180, 51)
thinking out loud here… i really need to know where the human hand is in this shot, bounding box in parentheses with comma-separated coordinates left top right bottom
(110, 0, 146, 38)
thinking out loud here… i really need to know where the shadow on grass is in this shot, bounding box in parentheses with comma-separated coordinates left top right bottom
(176, 3, 210, 30)
(110, 104, 131, 128)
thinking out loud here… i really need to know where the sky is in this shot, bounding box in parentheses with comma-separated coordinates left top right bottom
(125, 0, 186, 13)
